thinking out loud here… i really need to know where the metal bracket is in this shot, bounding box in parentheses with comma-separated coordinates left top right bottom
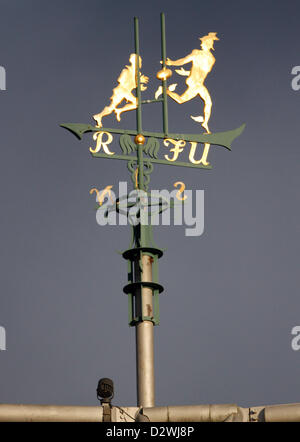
(102, 403, 112, 422)
(123, 247, 164, 326)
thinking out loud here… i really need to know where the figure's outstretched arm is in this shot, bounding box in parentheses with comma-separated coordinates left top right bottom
(166, 54, 193, 66)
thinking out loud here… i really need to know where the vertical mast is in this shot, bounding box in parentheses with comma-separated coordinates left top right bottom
(160, 12, 169, 136)
(133, 16, 155, 407)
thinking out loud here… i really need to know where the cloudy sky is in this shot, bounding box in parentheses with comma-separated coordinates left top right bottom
(0, 0, 299, 409)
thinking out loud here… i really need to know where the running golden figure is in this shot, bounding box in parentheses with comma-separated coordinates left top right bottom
(93, 54, 149, 127)
(165, 32, 219, 133)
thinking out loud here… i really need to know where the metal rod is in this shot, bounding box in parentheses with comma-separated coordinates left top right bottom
(91, 153, 211, 169)
(160, 12, 169, 136)
(137, 145, 144, 190)
(135, 254, 155, 407)
(142, 98, 164, 104)
(264, 403, 300, 422)
(0, 404, 103, 422)
(61, 121, 246, 148)
(134, 17, 142, 134)
(133, 18, 155, 408)
(3, 402, 300, 422)
(139, 404, 240, 422)
(134, 16, 145, 191)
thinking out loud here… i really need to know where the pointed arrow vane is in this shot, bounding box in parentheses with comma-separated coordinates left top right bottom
(60, 122, 245, 151)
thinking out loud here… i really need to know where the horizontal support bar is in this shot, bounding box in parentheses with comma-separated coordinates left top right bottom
(0, 404, 103, 422)
(91, 153, 135, 161)
(150, 157, 211, 169)
(91, 152, 211, 169)
(138, 404, 239, 422)
(141, 99, 164, 104)
(61, 122, 245, 150)
(2, 402, 300, 422)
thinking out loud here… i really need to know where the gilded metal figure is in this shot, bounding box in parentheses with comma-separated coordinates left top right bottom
(93, 54, 149, 127)
(165, 32, 219, 133)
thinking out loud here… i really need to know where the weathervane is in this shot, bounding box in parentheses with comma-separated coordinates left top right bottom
(61, 13, 245, 408)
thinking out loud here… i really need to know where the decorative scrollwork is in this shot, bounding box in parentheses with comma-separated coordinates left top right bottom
(127, 158, 154, 191)
(127, 159, 138, 188)
(143, 160, 153, 190)
(120, 133, 137, 155)
(144, 137, 160, 159)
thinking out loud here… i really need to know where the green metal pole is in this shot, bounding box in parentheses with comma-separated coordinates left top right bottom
(134, 17, 143, 134)
(134, 17, 145, 191)
(160, 12, 169, 137)
(133, 16, 155, 409)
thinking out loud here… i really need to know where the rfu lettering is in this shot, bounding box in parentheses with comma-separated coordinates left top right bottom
(164, 138, 210, 166)
(90, 131, 211, 166)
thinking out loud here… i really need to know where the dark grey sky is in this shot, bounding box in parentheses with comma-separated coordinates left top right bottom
(0, 0, 299, 408)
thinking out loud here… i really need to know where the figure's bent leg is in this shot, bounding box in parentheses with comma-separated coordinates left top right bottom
(167, 87, 197, 104)
(93, 90, 122, 127)
(198, 86, 212, 133)
(93, 103, 116, 127)
(115, 95, 137, 121)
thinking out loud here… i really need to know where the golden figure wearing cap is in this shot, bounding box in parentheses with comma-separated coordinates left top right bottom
(165, 32, 219, 133)
(93, 54, 149, 128)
